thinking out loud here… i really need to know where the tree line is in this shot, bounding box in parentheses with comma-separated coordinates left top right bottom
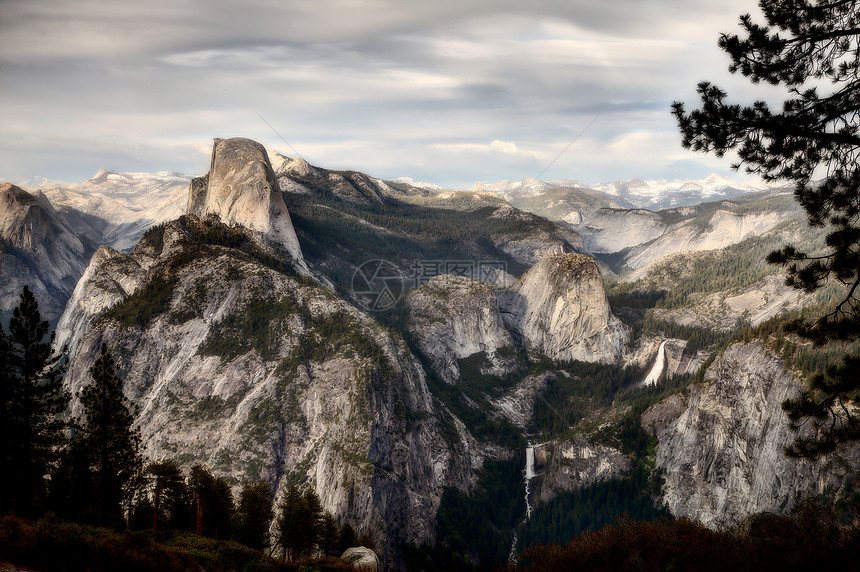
(0, 286, 359, 561)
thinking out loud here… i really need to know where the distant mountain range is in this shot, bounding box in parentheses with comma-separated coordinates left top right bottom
(468, 174, 783, 211)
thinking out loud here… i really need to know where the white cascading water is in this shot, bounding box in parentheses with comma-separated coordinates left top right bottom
(510, 442, 538, 562)
(642, 340, 667, 387)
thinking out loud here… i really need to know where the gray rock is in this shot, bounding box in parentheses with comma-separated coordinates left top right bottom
(653, 341, 860, 528)
(0, 183, 96, 324)
(188, 137, 306, 270)
(499, 253, 628, 363)
(406, 274, 515, 383)
(341, 547, 379, 571)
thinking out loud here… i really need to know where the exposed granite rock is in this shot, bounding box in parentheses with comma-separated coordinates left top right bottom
(0, 183, 96, 323)
(653, 341, 860, 528)
(536, 437, 632, 503)
(188, 138, 306, 270)
(499, 253, 628, 363)
(406, 274, 515, 383)
(57, 217, 472, 564)
(488, 373, 551, 429)
(341, 547, 380, 571)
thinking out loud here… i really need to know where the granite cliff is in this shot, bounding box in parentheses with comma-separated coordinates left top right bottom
(499, 253, 628, 363)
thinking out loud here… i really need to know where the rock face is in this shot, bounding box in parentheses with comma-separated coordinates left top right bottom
(536, 437, 632, 503)
(623, 209, 792, 270)
(499, 253, 628, 363)
(57, 217, 471, 560)
(575, 208, 666, 254)
(188, 138, 306, 269)
(341, 547, 380, 571)
(651, 341, 860, 528)
(406, 275, 515, 383)
(0, 183, 96, 323)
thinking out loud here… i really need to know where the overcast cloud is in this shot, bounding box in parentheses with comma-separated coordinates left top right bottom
(0, 0, 782, 188)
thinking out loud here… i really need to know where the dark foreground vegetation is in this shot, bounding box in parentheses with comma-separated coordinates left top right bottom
(506, 501, 860, 572)
(0, 513, 350, 572)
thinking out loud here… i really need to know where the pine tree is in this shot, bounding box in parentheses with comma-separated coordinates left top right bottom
(337, 521, 358, 554)
(295, 487, 324, 557)
(672, 0, 860, 457)
(187, 463, 234, 539)
(275, 483, 302, 561)
(0, 287, 68, 515)
(144, 460, 189, 531)
(235, 479, 274, 550)
(77, 343, 143, 528)
(319, 511, 340, 557)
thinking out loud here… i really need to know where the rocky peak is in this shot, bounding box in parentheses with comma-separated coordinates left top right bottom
(499, 253, 627, 363)
(187, 138, 306, 270)
(1, 183, 56, 252)
(1, 183, 93, 323)
(269, 151, 316, 178)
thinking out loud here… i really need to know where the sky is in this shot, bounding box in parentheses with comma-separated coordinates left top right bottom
(0, 0, 786, 189)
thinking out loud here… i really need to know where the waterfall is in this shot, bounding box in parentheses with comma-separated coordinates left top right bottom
(525, 444, 536, 480)
(642, 340, 667, 387)
(510, 442, 538, 562)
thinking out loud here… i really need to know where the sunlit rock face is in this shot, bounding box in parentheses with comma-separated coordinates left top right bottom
(56, 216, 475, 564)
(499, 253, 628, 364)
(405, 274, 516, 384)
(651, 341, 860, 528)
(0, 183, 95, 323)
(188, 137, 306, 270)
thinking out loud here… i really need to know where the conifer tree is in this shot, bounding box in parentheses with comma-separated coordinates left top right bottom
(188, 463, 234, 539)
(672, 0, 860, 457)
(275, 483, 303, 561)
(144, 460, 189, 531)
(0, 287, 68, 515)
(236, 479, 274, 550)
(76, 343, 143, 528)
(319, 511, 341, 557)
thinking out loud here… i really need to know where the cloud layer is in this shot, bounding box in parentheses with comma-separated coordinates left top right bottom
(0, 0, 774, 188)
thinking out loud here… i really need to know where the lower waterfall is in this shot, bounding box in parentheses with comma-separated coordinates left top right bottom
(509, 442, 537, 562)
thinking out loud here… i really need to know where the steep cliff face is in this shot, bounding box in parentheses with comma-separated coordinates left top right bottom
(536, 437, 632, 503)
(188, 138, 306, 269)
(499, 253, 628, 363)
(406, 275, 515, 383)
(58, 217, 470, 556)
(624, 209, 792, 270)
(574, 208, 666, 254)
(0, 183, 96, 323)
(650, 341, 860, 528)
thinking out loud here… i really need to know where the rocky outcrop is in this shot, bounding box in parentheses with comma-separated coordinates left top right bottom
(624, 209, 792, 270)
(651, 341, 860, 528)
(188, 138, 306, 269)
(406, 275, 515, 383)
(0, 183, 96, 324)
(489, 205, 585, 266)
(341, 547, 380, 571)
(536, 437, 632, 503)
(499, 253, 627, 363)
(574, 208, 666, 254)
(57, 217, 472, 562)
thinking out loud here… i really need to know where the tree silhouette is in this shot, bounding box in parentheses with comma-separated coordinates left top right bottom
(0, 287, 68, 515)
(672, 0, 860, 457)
(76, 344, 143, 528)
(235, 479, 274, 550)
